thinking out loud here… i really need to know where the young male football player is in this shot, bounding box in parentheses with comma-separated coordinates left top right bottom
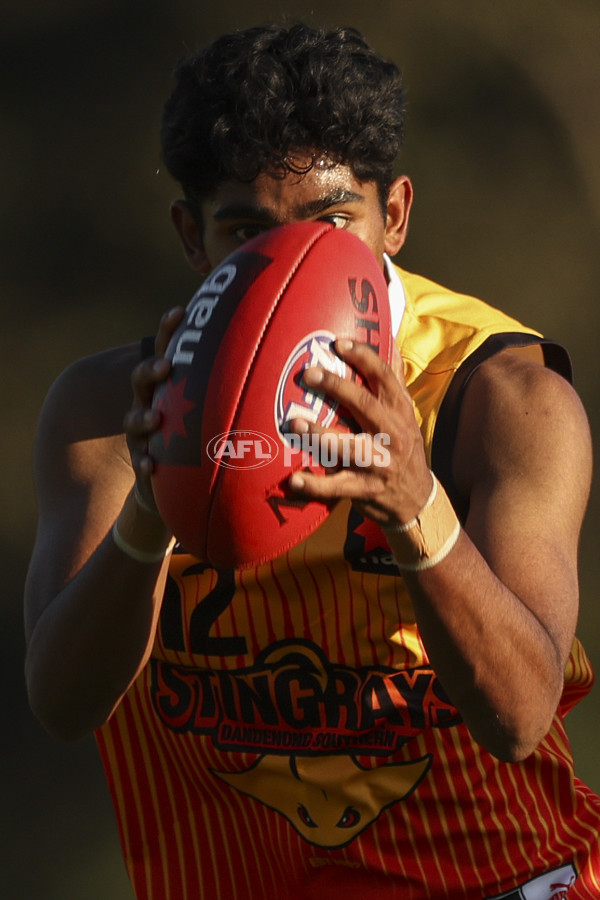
(25, 22, 600, 899)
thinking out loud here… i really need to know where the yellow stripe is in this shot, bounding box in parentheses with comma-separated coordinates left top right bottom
(128, 685, 176, 899)
(113, 700, 157, 899)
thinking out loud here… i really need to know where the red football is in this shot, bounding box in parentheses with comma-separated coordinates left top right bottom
(150, 221, 392, 568)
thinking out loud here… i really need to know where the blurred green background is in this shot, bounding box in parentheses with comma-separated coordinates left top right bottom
(3, 1, 599, 896)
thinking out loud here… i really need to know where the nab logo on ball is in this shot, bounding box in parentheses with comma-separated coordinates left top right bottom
(274, 331, 348, 438)
(207, 430, 279, 470)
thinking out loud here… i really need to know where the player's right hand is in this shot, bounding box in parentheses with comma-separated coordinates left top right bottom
(124, 306, 185, 511)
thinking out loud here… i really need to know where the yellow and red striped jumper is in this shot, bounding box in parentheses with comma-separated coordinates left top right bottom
(97, 267, 600, 900)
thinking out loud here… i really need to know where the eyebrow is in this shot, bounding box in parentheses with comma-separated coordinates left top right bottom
(294, 190, 365, 219)
(212, 203, 277, 224)
(212, 189, 365, 224)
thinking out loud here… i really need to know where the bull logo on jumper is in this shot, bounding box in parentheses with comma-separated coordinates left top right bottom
(274, 331, 348, 440)
(213, 751, 431, 848)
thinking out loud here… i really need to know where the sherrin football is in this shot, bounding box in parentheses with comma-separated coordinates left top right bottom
(150, 221, 392, 568)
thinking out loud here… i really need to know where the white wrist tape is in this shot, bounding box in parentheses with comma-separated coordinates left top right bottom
(384, 473, 460, 572)
(112, 521, 174, 564)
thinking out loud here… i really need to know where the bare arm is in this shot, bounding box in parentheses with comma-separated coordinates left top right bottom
(24, 309, 184, 740)
(288, 341, 592, 761)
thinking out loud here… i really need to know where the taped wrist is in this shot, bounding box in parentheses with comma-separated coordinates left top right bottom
(112, 521, 175, 564)
(384, 473, 460, 572)
(111, 489, 175, 564)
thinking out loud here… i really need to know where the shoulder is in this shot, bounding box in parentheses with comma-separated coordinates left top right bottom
(34, 342, 143, 501)
(462, 348, 587, 433)
(38, 343, 141, 441)
(453, 348, 592, 501)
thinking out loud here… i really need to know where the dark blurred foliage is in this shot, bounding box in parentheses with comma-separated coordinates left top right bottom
(3, 1, 599, 896)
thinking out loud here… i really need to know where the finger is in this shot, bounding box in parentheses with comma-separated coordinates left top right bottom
(133, 453, 156, 482)
(155, 306, 185, 357)
(288, 467, 384, 500)
(131, 356, 171, 408)
(301, 364, 384, 434)
(123, 406, 161, 439)
(287, 421, 391, 472)
(335, 339, 405, 406)
(125, 417, 159, 485)
(130, 450, 160, 489)
(134, 452, 156, 479)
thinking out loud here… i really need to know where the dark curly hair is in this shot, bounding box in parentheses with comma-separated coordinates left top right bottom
(160, 23, 405, 214)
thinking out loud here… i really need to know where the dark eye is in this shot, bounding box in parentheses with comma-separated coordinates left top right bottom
(319, 214, 350, 230)
(297, 803, 318, 828)
(337, 806, 361, 828)
(231, 224, 268, 243)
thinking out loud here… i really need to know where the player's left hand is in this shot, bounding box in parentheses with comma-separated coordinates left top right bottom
(287, 339, 433, 528)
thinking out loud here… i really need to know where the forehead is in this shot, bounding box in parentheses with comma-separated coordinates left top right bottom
(205, 161, 380, 223)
